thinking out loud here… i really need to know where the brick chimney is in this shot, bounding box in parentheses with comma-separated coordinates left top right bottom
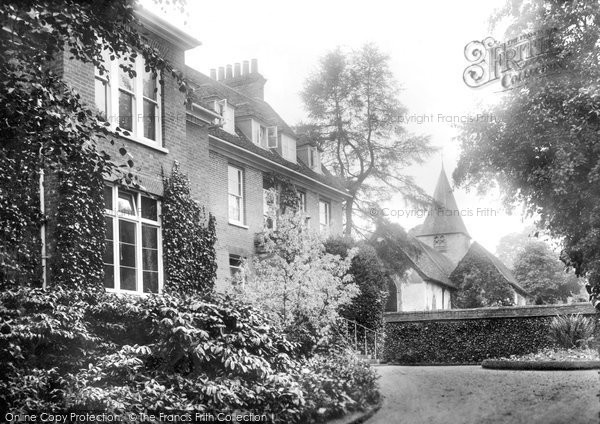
(213, 58, 266, 100)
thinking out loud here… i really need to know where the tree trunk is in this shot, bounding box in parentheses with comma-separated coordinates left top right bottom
(344, 197, 354, 237)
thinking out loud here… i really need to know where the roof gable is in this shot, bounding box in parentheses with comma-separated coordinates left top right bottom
(457, 242, 528, 295)
(404, 238, 457, 289)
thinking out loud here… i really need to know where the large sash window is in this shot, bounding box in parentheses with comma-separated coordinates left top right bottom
(103, 185, 162, 294)
(94, 51, 162, 146)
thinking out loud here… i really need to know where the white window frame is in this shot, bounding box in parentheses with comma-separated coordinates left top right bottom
(281, 134, 297, 163)
(213, 99, 227, 127)
(214, 99, 227, 115)
(263, 188, 278, 230)
(95, 50, 163, 147)
(94, 67, 109, 121)
(253, 121, 278, 149)
(298, 191, 307, 212)
(228, 165, 245, 225)
(267, 126, 278, 148)
(229, 254, 244, 279)
(319, 199, 331, 233)
(103, 184, 163, 295)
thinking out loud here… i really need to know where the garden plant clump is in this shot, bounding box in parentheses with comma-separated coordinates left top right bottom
(482, 313, 600, 370)
(498, 347, 599, 362)
(492, 313, 599, 364)
(548, 313, 596, 349)
(0, 286, 379, 423)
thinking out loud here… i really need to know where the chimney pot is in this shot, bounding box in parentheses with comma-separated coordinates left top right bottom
(251, 58, 258, 74)
(234, 63, 241, 77)
(243, 60, 249, 75)
(218, 67, 225, 81)
(226, 64, 233, 79)
(210, 68, 216, 79)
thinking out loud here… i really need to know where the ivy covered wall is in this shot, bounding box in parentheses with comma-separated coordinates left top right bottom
(162, 164, 217, 295)
(51, 149, 105, 290)
(383, 304, 599, 364)
(0, 143, 42, 288)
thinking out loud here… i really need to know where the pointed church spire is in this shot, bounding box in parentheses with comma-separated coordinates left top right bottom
(415, 167, 470, 237)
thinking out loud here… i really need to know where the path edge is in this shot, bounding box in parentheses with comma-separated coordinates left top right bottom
(326, 400, 383, 424)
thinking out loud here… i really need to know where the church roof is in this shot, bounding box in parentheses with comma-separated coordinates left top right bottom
(462, 242, 529, 296)
(414, 167, 470, 238)
(404, 237, 457, 289)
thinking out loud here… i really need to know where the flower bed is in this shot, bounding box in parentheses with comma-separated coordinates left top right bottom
(482, 348, 600, 370)
(500, 348, 599, 362)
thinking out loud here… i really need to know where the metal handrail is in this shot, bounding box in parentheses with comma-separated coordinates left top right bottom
(337, 317, 384, 359)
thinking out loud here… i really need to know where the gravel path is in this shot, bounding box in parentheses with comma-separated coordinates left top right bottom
(366, 365, 599, 424)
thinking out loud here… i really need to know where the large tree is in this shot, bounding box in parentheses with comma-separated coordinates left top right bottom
(513, 240, 584, 304)
(0, 0, 188, 287)
(454, 0, 600, 310)
(299, 44, 435, 237)
(495, 226, 537, 269)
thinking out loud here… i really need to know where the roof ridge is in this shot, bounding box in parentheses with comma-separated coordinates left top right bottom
(469, 242, 528, 295)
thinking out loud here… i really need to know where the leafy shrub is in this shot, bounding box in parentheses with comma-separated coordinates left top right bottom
(450, 244, 516, 308)
(298, 349, 380, 423)
(324, 238, 392, 332)
(244, 210, 358, 356)
(549, 313, 596, 349)
(0, 286, 379, 422)
(0, 287, 303, 421)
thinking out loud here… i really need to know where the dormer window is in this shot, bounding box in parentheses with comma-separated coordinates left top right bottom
(307, 146, 321, 173)
(280, 134, 297, 163)
(213, 99, 236, 135)
(253, 121, 277, 149)
(267, 126, 278, 148)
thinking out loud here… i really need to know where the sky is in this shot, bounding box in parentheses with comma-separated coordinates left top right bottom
(143, 0, 534, 254)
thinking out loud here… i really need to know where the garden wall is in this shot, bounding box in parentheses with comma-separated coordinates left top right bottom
(383, 303, 598, 364)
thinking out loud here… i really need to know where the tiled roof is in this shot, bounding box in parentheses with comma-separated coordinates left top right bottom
(414, 167, 470, 237)
(184, 66, 294, 135)
(207, 126, 347, 193)
(183, 65, 347, 194)
(405, 237, 457, 289)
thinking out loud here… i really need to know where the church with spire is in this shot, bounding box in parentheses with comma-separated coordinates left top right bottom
(385, 167, 528, 312)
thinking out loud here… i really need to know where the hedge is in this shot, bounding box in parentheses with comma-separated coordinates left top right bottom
(384, 317, 575, 364)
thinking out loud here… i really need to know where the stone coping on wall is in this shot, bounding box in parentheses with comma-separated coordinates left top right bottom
(384, 302, 596, 323)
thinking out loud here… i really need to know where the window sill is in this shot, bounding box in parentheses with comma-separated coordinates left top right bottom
(229, 221, 249, 229)
(101, 121, 168, 154)
(120, 132, 169, 154)
(105, 289, 159, 296)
